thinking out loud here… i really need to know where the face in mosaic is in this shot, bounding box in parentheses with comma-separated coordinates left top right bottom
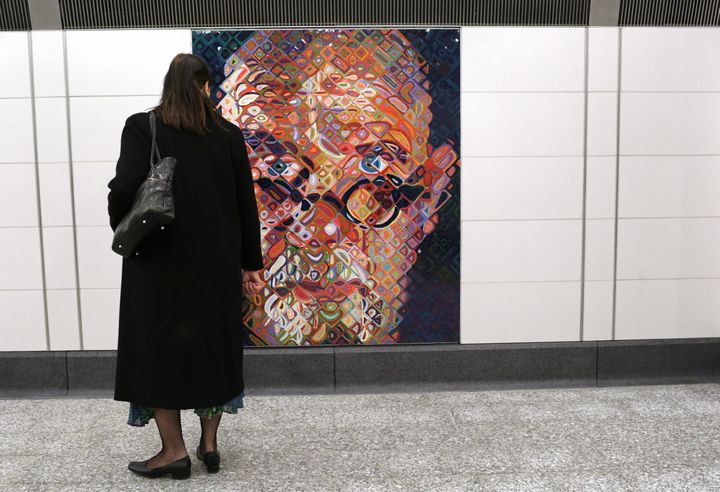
(193, 29, 460, 345)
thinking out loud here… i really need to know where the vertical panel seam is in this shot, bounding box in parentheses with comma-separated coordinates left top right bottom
(62, 31, 85, 349)
(611, 27, 622, 341)
(458, 26, 463, 344)
(579, 26, 589, 341)
(27, 31, 51, 351)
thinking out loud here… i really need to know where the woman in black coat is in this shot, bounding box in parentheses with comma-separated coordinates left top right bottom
(107, 53, 264, 479)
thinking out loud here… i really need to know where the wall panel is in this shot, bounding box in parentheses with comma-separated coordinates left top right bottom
(460, 27, 585, 344)
(0, 26, 717, 349)
(615, 28, 720, 340)
(582, 27, 619, 341)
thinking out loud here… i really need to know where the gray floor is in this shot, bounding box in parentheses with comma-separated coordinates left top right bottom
(2, 383, 720, 491)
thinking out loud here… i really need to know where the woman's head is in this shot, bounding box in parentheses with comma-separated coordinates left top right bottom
(155, 53, 223, 134)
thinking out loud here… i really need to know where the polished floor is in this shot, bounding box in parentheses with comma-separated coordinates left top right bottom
(2, 383, 720, 491)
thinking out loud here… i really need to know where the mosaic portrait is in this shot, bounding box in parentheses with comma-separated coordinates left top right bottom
(193, 29, 460, 346)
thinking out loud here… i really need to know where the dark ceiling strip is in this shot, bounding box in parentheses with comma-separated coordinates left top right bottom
(55, 0, 592, 29)
(4, 1, 720, 32)
(0, 0, 31, 31)
(619, 0, 720, 25)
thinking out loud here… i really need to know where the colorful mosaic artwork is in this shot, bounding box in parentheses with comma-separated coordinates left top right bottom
(192, 29, 460, 345)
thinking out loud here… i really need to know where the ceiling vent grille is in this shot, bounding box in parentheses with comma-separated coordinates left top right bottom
(619, 0, 720, 26)
(58, 0, 592, 29)
(0, 0, 31, 31)
(8, 0, 720, 30)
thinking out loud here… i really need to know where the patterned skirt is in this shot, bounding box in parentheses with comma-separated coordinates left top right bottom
(127, 391, 245, 427)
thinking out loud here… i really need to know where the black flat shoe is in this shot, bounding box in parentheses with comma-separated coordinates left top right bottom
(196, 445, 221, 473)
(128, 455, 191, 479)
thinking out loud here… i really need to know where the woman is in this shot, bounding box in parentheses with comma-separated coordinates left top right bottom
(107, 53, 264, 479)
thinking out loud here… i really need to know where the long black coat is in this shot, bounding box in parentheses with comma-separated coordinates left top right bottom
(108, 111, 263, 409)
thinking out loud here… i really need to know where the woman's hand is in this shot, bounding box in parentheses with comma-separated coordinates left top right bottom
(242, 269, 263, 296)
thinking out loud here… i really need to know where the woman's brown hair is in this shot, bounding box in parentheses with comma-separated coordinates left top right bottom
(154, 53, 226, 134)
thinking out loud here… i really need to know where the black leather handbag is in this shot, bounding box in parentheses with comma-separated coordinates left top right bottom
(111, 111, 177, 257)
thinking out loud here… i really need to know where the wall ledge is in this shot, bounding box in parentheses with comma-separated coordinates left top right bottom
(1, 339, 719, 398)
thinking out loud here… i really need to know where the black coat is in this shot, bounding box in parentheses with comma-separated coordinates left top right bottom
(108, 111, 263, 409)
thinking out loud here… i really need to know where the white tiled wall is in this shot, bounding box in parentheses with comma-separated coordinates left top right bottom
(0, 164, 39, 226)
(0, 29, 190, 351)
(460, 27, 585, 344)
(31, 31, 66, 97)
(0, 32, 47, 351)
(32, 30, 80, 351)
(0, 98, 35, 163)
(65, 29, 190, 96)
(461, 93, 585, 157)
(615, 28, 720, 340)
(460, 157, 583, 220)
(615, 279, 720, 339)
(620, 29, 720, 92)
(620, 93, 720, 156)
(619, 156, 720, 218)
(583, 28, 619, 341)
(461, 26, 720, 343)
(0, 291, 47, 351)
(1, 27, 719, 350)
(0, 226, 46, 350)
(461, 221, 582, 283)
(461, 282, 582, 344)
(46, 289, 81, 350)
(460, 28, 585, 91)
(65, 30, 190, 349)
(587, 27, 618, 92)
(38, 163, 74, 226)
(585, 156, 617, 219)
(0, 32, 31, 97)
(34, 97, 69, 163)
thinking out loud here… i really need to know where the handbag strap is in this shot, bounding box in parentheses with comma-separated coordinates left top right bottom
(148, 111, 161, 166)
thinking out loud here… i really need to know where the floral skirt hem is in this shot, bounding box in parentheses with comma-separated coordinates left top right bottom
(127, 390, 245, 427)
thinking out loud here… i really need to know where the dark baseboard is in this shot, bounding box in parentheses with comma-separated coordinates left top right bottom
(597, 338, 720, 385)
(1, 339, 719, 398)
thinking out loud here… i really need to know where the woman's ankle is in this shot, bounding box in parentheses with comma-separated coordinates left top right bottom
(199, 441, 218, 453)
(161, 447, 188, 459)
